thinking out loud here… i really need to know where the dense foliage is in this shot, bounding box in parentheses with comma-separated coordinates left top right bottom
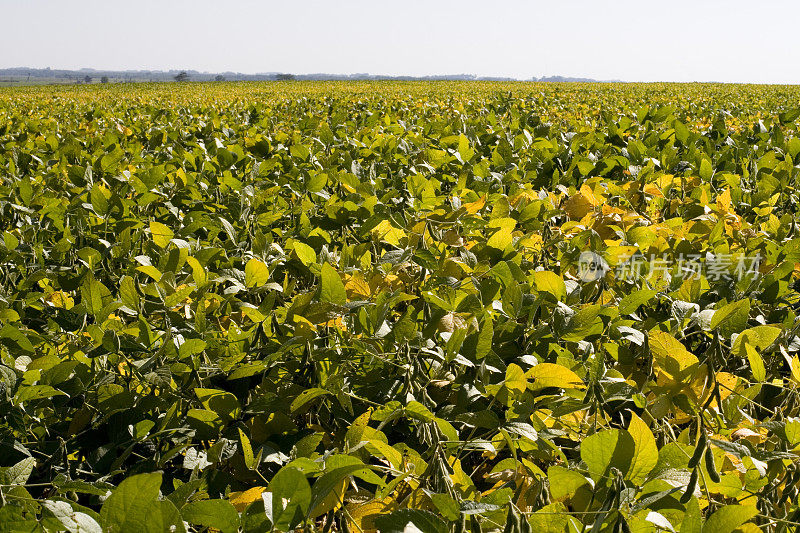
(2, 81, 800, 532)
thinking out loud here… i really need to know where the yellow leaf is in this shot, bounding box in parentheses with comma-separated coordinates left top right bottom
(228, 486, 266, 512)
(791, 355, 800, 385)
(372, 220, 406, 246)
(716, 188, 733, 214)
(463, 195, 487, 214)
(564, 191, 595, 220)
(345, 275, 371, 299)
(47, 290, 74, 309)
(526, 363, 585, 391)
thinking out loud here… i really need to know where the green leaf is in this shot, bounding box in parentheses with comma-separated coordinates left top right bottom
(100, 472, 162, 532)
(710, 299, 750, 337)
(149, 221, 173, 248)
(527, 503, 572, 533)
(268, 466, 312, 530)
(42, 500, 102, 533)
(702, 505, 758, 533)
(503, 421, 538, 442)
(619, 289, 657, 315)
(195, 388, 240, 421)
(680, 497, 702, 533)
(130, 500, 185, 533)
(561, 304, 603, 342)
(373, 509, 448, 533)
(0, 325, 34, 354)
(14, 385, 66, 404)
(178, 339, 206, 359)
(306, 172, 328, 193)
(0, 457, 35, 486)
(291, 388, 331, 413)
(307, 465, 369, 519)
(699, 158, 713, 181)
(81, 274, 113, 319)
(405, 400, 434, 422)
(90, 184, 110, 216)
(182, 500, 240, 533)
(245, 258, 270, 288)
(580, 429, 635, 484)
(547, 466, 589, 501)
(475, 316, 493, 359)
(320, 262, 346, 305)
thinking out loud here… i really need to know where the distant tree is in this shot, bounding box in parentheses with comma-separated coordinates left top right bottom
(276, 73, 296, 81)
(174, 71, 190, 82)
(100, 76, 109, 84)
(214, 75, 225, 82)
(83, 75, 92, 84)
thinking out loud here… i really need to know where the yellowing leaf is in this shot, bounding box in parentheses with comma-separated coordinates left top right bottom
(649, 330, 699, 386)
(245, 258, 270, 288)
(293, 241, 317, 266)
(533, 271, 566, 301)
(526, 363, 584, 391)
(345, 275, 371, 299)
(47, 290, 74, 309)
(150, 221, 173, 248)
(320, 262, 346, 305)
(487, 226, 513, 251)
(135, 265, 162, 282)
(791, 355, 800, 385)
(345, 497, 397, 533)
(186, 256, 207, 285)
(505, 363, 528, 394)
(626, 413, 658, 485)
(368, 439, 403, 470)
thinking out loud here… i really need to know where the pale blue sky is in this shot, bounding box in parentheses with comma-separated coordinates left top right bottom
(2, 0, 799, 83)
